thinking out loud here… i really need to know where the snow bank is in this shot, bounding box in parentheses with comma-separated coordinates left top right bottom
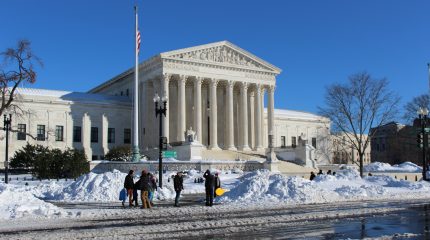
(220, 169, 430, 204)
(50, 170, 175, 202)
(0, 183, 67, 220)
(364, 162, 422, 173)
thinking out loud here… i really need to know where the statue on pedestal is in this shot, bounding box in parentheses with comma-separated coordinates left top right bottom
(185, 127, 196, 143)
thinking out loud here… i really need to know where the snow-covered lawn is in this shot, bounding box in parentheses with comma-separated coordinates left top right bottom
(1, 164, 430, 221)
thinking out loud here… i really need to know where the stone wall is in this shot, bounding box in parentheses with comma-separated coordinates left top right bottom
(90, 160, 264, 174)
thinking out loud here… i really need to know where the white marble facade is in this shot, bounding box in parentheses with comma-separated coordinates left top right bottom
(90, 41, 284, 152)
(0, 41, 331, 167)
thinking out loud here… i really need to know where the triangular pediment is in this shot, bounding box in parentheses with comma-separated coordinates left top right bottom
(160, 41, 281, 74)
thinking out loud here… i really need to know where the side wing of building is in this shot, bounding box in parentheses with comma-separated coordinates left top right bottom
(0, 88, 132, 167)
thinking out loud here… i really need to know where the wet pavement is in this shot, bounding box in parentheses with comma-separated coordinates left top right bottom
(225, 202, 430, 239)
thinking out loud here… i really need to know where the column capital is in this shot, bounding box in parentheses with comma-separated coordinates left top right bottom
(195, 76, 203, 85)
(255, 83, 262, 94)
(268, 85, 276, 92)
(179, 75, 188, 83)
(241, 82, 249, 90)
(210, 78, 219, 87)
(163, 73, 171, 82)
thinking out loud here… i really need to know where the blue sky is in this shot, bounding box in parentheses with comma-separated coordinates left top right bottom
(1, 0, 429, 122)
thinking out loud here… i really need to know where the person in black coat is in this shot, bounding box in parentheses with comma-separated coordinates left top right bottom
(309, 171, 316, 181)
(173, 172, 184, 207)
(203, 170, 215, 206)
(123, 170, 134, 207)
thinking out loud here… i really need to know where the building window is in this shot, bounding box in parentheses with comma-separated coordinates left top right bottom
(120, 91, 123, 96)
(55, 125, 64, 141)
(108, 128, 115, 143)
(312, 137, 317, 148)
(17, 124, 26, 141)
(124, 128, 131, 144)
(91, 127, 98, 143)
(281, 136, 286, 147)
(126, 89, 129, 96)
(291, 136, 296, 147)
(73, 126, 82, 142)
(37, 125, 45, 141)
(92, 155, 98, 160)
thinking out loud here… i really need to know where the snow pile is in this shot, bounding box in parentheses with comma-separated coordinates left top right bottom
(51, 170, 175, 202)
(0, 183, 66, 220)
(220, 169, 430, 204)
(365, 162, 422, 173)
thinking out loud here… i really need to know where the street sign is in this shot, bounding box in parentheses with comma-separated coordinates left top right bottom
(162, 151, 177, 158)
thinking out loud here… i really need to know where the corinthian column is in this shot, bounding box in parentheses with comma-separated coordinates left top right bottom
(240, 82, 251, 151)
(162, 74, 170, 142)
(268, 85, 275, 142)
(209, 79, 220, 150)
(194, 77, 202, 143)
(255, 84, 263, 151)
(177, 75, 186, 142)
(226, 81, 236, 150)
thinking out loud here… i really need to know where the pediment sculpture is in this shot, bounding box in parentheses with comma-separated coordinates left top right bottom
(168, 46, 270, 70)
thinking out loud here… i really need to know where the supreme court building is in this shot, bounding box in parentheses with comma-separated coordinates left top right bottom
(0, 41, 331, 167)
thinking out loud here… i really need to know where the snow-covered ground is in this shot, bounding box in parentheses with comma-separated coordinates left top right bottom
(219, 169, 430, 204)
(364, 161, 422, 173)
(1, 165, 430, 221)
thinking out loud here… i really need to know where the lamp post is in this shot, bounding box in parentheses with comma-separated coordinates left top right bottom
(153, 93, 168, 188)
(206, 100, 210, 146)
(3, 114, 11, 184)
(418, 107, 429, 181)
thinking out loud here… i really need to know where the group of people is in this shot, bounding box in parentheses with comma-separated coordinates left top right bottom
(123, 170, 157, 208)
(122, 169, 221, 208)
(309, 169, 336, 181)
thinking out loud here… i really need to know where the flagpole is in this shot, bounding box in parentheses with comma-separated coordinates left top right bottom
(132, 5, 140, 162)
(428, 63, 430, 97)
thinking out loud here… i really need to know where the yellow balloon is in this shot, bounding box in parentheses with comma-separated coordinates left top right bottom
(215, 188, 226, 196)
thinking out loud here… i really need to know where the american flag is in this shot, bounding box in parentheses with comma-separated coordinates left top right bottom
(137, 30, 141, 54)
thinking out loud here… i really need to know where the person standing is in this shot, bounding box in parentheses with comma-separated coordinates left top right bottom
(123, 170, 134, 207)
(309, 171, 316, 181)
(173, 172, 184, 207)
(139, 170, 151, 209)
(148, 173, 157, 207)
(214, 172, 221, 197)
(203, 170, 215, 206)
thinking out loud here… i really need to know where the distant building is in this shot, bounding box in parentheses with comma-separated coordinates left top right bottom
(370, 122, 422, 166)
(331, 133, 371, 165)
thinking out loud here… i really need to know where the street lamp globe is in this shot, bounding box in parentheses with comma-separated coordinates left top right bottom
(153, 93, 160, 103)
(161, 95, 168, 103)
(418, 107, 429, 116)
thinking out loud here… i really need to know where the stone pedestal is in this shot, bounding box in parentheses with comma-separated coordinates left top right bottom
(264, 148, 279, 172)
(175, 142, 204, 161)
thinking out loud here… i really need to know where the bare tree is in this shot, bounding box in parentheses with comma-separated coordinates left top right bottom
(403, 94, 430, 123)
(0, 40, 41, 117)
(319, 72, 400, 177)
